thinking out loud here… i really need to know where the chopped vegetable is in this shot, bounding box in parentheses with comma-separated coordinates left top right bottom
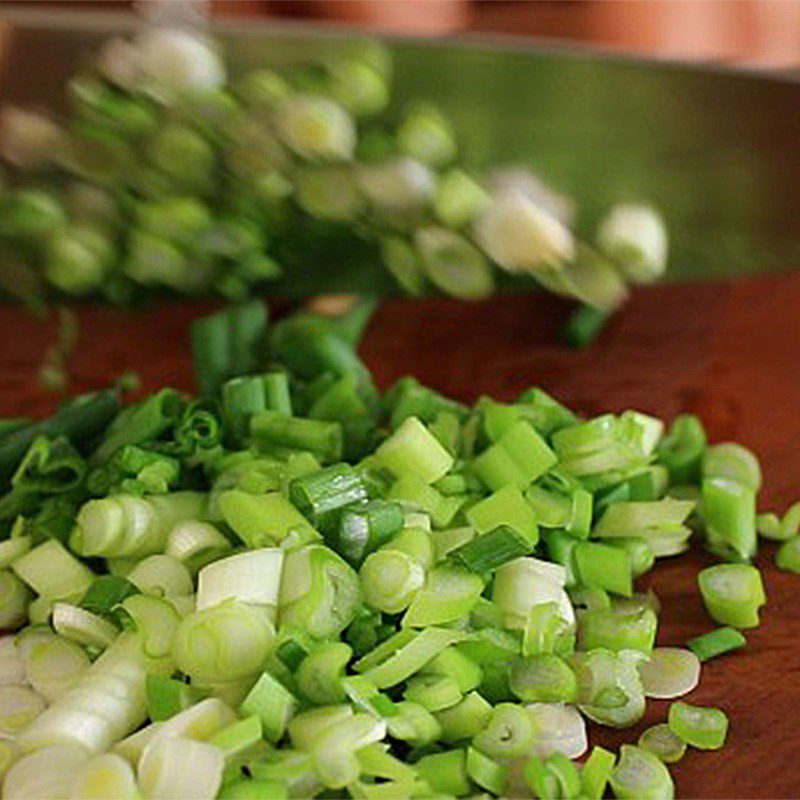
(0, 300, 780, 799)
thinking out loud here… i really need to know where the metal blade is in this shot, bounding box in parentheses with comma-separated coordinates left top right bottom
(1, 8, 799, 287)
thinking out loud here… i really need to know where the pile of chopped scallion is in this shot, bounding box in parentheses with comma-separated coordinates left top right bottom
(0, 298, 794, 800)
(0, 27, 666, 315)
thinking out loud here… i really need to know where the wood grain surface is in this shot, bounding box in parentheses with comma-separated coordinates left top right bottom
(1, 273, 800, 799)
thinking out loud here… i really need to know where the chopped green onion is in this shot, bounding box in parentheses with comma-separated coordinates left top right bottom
(610, 744, 674, 800)
(434, 691, 492, 743)
(581, 745, 616, 800)
(404, 673, 462, 712)
(702, 477, 756, 562)
(526, 702, 588, 758)
(562, 305, 609, 349)
(703, 442, 761, 492)
(473, 702, 534, 759)
(240, 669, 297, 744)
(509, 654, 577, 703)
(386, 701, 441, 747)
(174, 602, 275, 684)
(639, 722, 687, 763)
(52, 603, 118, 650)
(638, 647, 700, 699)
(296, 642, 351, 705)
(776, 536, 800, 573)
(698, 563, 766, 628)
(360, 550, 425, 614)
(686, 627, 747, 662)
(414, 749, 470, 797)
(12, 539, 94, 600)
(466, 484, 539, 546)
(219, 490, 318, 549)
(574, 540, 633, 597)
(360, 627, 467, 689)
(402, 566, 483, 628)
(197, 548, 283, 614)
(473, 421, 557, 491)
(668, 701, 729, 750)
(466, 746, 508, 795)
(579, 607, 658, 654)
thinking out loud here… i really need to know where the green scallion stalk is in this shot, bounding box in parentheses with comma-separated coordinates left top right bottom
(218, 489, 318, 549)
(373, 417, 453, 485)
(697, 563, 766, 628)
(336, 500, 405, 566)
(251, 411, 343, 464)
(466, 745, 508, 795)
(668, 701, 729, 750)
(473, 421, 557, 491)
(686, 627, 747, 662)
(289, 463, 367, 532)
(656, 414, 706, 484)
(174, 602, 275, 684)
(562, 305, 609, 349)
(360, 627, 467, 689)
(574, 540, 633, 597)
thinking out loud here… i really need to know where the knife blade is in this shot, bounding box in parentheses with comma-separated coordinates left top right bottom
(1, 7, 799, 292)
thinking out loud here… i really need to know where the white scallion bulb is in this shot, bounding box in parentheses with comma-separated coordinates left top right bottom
(136, 29, 226, 93)
(0, 107, 64, 168)
(475, 190, 575, 273)
(597, 203, 668, 283)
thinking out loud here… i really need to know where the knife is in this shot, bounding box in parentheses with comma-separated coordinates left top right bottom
(1, 7, 799, 296)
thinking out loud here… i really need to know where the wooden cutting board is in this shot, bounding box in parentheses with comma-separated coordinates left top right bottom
(1, 272, 799, 799)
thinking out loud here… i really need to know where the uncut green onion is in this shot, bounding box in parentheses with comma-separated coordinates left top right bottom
(639, 723, 687, 764)
(668, 701, 729, 750)
(697, 563, 766, 629)
(610, 744, 675, 800)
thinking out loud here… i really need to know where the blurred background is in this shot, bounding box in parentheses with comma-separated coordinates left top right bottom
(2, 0, 800, 67)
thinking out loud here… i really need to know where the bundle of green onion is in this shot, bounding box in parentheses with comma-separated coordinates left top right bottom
(0, 28, 666, 310)
(0, 298, 789, 800)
